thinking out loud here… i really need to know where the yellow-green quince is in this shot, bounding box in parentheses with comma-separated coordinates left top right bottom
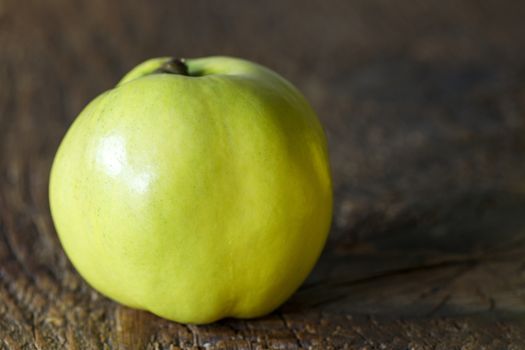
(49, 56, 332, 324)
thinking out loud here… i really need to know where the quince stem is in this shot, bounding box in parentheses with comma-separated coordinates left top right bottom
(154, 58, 189, 76)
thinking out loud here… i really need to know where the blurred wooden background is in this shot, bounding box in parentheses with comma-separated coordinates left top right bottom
(1, 0, 525, 348)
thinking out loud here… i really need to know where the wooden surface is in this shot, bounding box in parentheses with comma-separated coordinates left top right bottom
(2, 0, 525, 348)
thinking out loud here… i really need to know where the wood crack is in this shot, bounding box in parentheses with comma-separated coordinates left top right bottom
(279, 313, 304, 349)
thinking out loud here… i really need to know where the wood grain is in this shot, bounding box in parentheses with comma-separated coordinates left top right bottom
(1, 0, 525, 348)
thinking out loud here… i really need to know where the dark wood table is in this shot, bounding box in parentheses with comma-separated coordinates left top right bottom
(1, 0, 525, 348)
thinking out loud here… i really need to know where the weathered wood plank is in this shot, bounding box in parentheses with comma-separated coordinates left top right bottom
(1, 0, 525, 348)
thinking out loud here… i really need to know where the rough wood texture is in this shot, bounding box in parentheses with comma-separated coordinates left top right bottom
(1, 0, 525, 348)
